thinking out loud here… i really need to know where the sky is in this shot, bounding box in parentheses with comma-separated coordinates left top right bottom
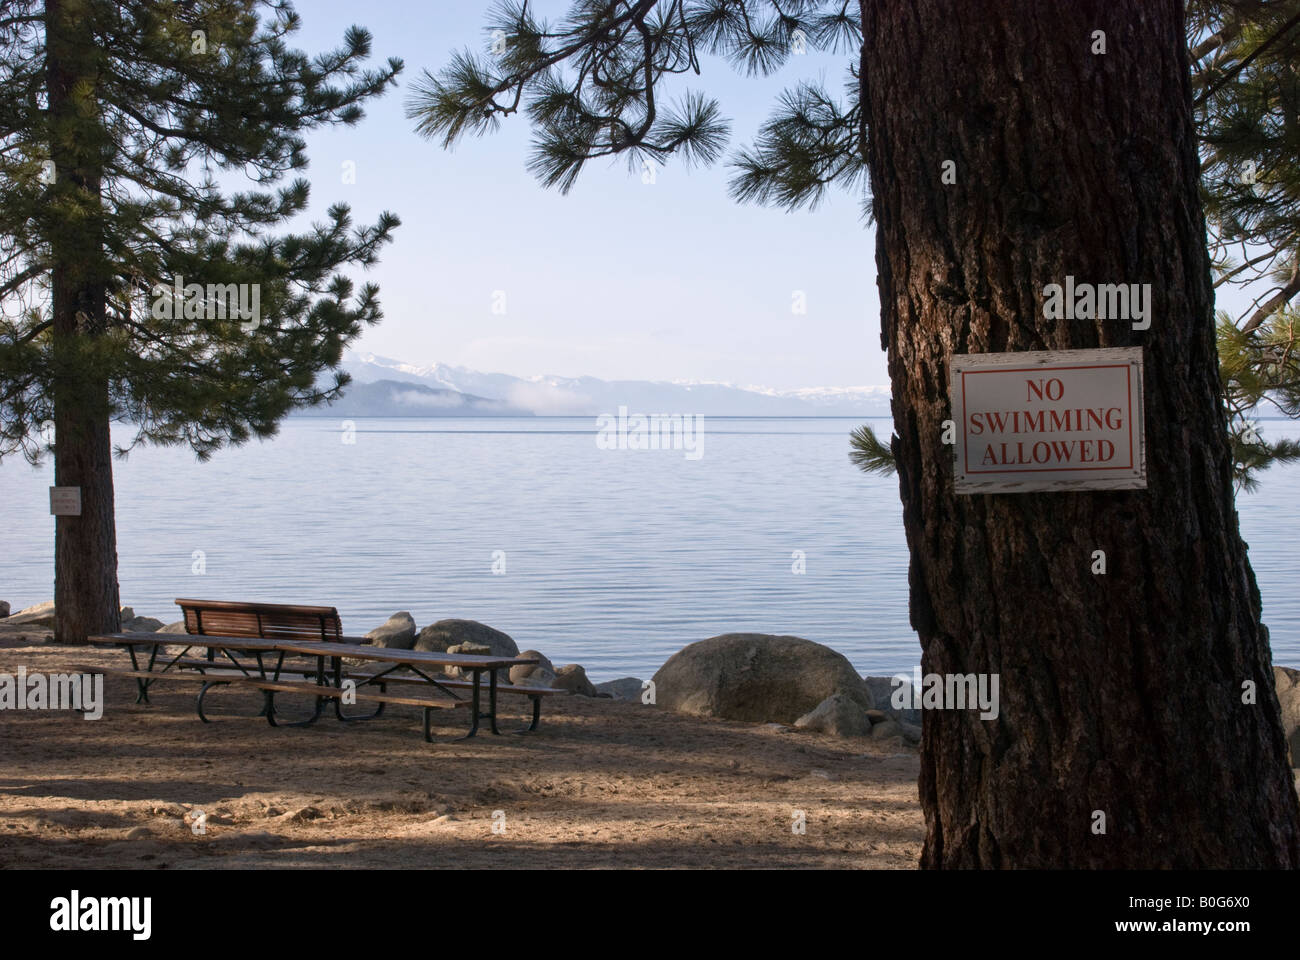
(280, 1, 885, 391)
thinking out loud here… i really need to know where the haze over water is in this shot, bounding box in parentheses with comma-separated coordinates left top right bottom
(4, 417, 1298, 681)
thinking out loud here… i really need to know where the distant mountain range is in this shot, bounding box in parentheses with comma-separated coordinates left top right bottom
(303, 352, 894, 418)
(310, 378, 533, 417)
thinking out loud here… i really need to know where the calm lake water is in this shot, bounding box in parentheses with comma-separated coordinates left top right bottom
(3, 417, 1298, 680)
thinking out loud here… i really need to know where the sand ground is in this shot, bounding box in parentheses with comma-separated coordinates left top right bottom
(0, 629, 924, 869)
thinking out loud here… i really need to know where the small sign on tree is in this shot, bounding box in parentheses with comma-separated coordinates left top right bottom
(951, 347, 1146, 493)
(49, 486, 82, 516)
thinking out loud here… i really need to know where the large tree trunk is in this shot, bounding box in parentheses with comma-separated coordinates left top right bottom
(47, 0, 120, 644)
(51, 286, 120, 646)
(858, 0, 1300, 866)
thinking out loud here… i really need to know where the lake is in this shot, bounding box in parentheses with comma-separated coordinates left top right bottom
(3, 417, 1298, 680)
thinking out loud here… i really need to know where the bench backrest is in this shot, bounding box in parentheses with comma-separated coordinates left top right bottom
(175, 598, 343, 642)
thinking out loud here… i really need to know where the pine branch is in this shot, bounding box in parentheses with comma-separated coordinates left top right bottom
(849, 423, 896, 476)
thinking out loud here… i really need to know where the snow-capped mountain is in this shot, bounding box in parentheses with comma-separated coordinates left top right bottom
(334, 352, 894, 417)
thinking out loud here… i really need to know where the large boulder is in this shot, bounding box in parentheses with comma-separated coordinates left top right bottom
(365, 611, 417, 650)
(594, 677, 646, 701)
(6, 600, 56, 627)
(8, 601, 164, 632)
(553, 664, 596, 697)
(511, 649, 554, 685)
(794, 693, 873, 737)
(414, 620, 519, 659)
(0, 601, 10, 618)
(6, 601, 163, 632)
(651, 634, 874, 724)
(1275, 665, 1300, 767)
(157, 621, 187, 634)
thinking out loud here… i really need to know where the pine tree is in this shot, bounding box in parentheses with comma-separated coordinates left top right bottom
(1190, 0, 1300, 490)
(0, 1, 401, 642)
(854, 0, 1300, 487)
(411, 0, 1300, 866)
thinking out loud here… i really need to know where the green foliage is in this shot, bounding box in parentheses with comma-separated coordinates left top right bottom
(1216, 308, 1300, 490)
(848, 423, 895, 477)
(0, 0, 402, 462)
(1191, 0, 1300, 488)
(406, 0, 862, 201)
(730, 76, 866, 214)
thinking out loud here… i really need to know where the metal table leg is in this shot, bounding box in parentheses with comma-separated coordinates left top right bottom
(263, 654, 325, 727)
(463, 670, 481, 738)
(489, 668, 501, 735)
(127, 644, 160, 704)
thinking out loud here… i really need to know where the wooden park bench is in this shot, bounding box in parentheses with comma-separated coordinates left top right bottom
(176, 597, 344, 643)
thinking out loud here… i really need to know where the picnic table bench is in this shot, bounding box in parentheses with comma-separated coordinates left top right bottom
(174, 597, 562, 731)
(81, 598, 562, 741)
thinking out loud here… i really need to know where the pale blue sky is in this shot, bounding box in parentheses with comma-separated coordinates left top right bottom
(282, 2, 1260, 392)
(284, 1, 884, 391)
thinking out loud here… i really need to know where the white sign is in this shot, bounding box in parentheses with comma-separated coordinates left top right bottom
(49, 486, 82, 516)
(951, 347, 1145, 493)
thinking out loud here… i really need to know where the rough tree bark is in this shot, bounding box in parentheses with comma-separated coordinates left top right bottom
(857, 0, 1300, 866)
(47, 0, 121, 644)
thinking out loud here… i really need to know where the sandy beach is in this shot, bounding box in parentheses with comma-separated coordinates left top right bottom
(0, 628, 924, 869)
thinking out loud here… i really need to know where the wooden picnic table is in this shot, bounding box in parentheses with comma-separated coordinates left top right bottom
(86, 632, 539, 740)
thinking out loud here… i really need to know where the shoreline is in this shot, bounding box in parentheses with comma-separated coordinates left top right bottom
(0, 632, 925, 869)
